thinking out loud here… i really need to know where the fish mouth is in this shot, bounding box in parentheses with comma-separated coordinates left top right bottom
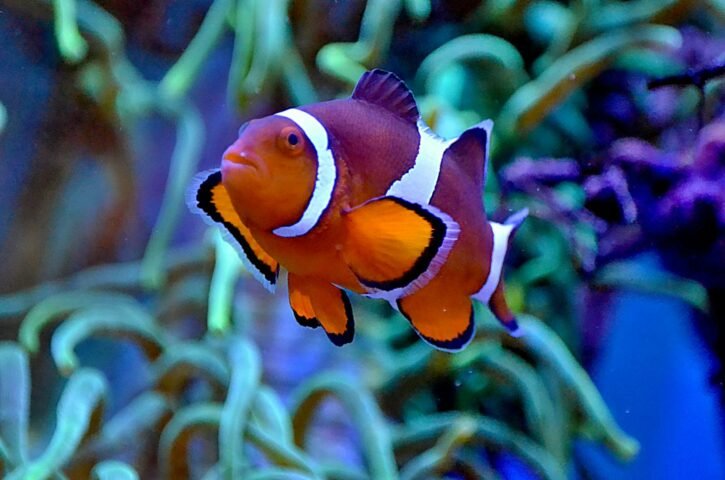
(222, 151, 260, 173)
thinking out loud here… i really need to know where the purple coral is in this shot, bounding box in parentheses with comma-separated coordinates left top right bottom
(603, 118, 725, 287)
(694, 121, 725, 178)
(584, 166, 637, 225)
(504, 117, 725, 288)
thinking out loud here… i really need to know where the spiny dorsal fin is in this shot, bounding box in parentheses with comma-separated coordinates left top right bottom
(444, 119, 493, 190)
(352, 69, 419, 124)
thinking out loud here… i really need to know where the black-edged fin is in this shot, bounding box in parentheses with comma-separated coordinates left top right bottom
(328, 292, 355, 347)
(473, 210, 528, 337)
(352, 69, 419, 125)
(342, 196, 459, 296)
(491, 208, 528, 337)
(445, 119, 493, 190)
(186, 169, 279, 291)
(397, 296, 476, 352)
(287, 274, 354, 346)
(288, 274, 320, 329)
(295, 314, 320, 329)
(489, 280, 521, 337)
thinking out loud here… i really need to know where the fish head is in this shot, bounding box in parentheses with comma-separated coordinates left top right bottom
(221, 116, 317, 231)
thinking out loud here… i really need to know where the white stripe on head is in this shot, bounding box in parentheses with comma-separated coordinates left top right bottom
(385, 120, 452, 204)
(473, 222, 514, 303)
(272, 108, 337, 238)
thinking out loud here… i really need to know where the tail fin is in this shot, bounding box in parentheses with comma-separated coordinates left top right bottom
(474, 208, 528, 336)
(503, 208, 528, 230)
(444, 119, 493, 190)
(489, 278, 521, 335)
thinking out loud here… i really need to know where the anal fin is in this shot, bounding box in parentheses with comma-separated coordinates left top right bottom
(288, 274, 354, 346)
(397, 283, 475, 352)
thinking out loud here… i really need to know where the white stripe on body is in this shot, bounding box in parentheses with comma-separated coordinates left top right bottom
(272, 108, 337, 238)
(385, 120, 453, 204)
(473, 222, 514, 304)
(370, 120, 503, 305)
(361, 122, 457, 301)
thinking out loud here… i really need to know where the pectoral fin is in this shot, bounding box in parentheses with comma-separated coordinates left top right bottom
(342, 196, 459, 295)
(187, 170, 279, 291)
(288, 274, 354, 346)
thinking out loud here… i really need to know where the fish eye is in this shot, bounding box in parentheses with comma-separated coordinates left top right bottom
(277, 126, 305, 155)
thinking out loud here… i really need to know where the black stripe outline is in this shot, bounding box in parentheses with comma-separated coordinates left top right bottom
(324, 291, 355, 346)
(351, 196, 447, 291)
(195, 171, 279, 285)
(293, 311, 320, 329)
(397, 299, 475, 352)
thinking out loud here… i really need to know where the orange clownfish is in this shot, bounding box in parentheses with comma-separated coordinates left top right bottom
(188, 69, 527, 351)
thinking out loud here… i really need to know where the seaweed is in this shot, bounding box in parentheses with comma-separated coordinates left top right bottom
(0, 271, 637, 478)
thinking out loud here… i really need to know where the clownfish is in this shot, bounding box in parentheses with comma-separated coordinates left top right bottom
(187, 69, 527, 351)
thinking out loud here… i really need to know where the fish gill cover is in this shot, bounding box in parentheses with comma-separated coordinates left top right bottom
(0, 0, 722, 478)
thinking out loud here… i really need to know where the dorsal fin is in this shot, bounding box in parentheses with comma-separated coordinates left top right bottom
(444, 119, 493, 189)
(352, 69, 419, 124)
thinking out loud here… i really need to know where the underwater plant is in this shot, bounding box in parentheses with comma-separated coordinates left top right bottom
(3, 0, 722, 478)
(500, 20, 725, 426)
(0, 237, 637, 478)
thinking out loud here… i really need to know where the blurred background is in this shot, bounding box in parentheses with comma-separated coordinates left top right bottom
(0, 0, 723, 478)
